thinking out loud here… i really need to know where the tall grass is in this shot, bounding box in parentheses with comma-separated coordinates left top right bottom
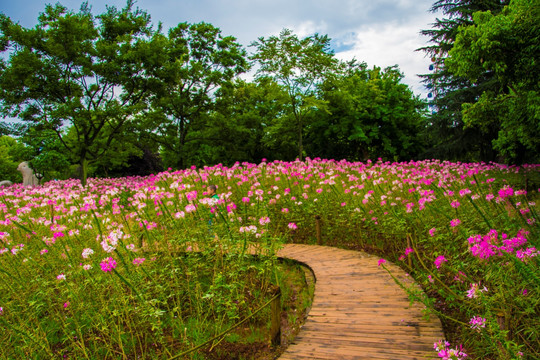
(0, 158, 538, 359)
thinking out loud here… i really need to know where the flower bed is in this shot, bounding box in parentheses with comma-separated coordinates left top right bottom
(0, 158, 538, 359)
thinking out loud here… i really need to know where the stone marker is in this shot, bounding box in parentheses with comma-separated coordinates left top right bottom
(17, 162, 40, 186)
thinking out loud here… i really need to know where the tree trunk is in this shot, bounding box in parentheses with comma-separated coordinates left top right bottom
(80, 158, 89, 187)
(297, 116, 303, 160)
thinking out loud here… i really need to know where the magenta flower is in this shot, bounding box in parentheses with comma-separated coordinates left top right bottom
(100, 257, 117, 272)
(434, 340, 468, 360)
(57, 273, 66, 280)
(377, 258, 386, 267)
(40, 249, 48, 255)
(0, 307, 3, 315)
(450, 200, 460, 208)
(63, 301, 70, 309)
(288, 222, 297, 230)
(450, 219, 461, 227)
(429, 228, 436, 237)
(498, 186, 514, 198)
(434, 255, 447, 269)
(469, 316, 487, 332)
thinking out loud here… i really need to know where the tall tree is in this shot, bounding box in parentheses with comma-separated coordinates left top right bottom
(307, 61, 426, 161)
(446, 0, 540, 163)
(0, 1, 158, 185)
(149, 22, 248, 169)
(419, 0, 506, 161)
(250, 29, 338, 160)
(205, 77, 289, 164)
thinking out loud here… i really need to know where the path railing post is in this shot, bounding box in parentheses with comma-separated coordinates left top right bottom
(315, 215, 322, 245)
(270, 289, 281, 346)
(406, 233, 412, 269)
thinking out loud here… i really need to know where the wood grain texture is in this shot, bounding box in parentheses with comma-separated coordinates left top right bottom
(276, 244, 444, 360)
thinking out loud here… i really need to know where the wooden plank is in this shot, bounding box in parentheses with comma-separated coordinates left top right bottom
(277, 244, 443, 360)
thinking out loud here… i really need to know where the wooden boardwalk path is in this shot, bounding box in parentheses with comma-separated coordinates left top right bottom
(276, 244, 444, 360)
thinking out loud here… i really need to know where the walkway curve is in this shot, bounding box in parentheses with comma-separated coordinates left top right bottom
(276, 244, 444, 360)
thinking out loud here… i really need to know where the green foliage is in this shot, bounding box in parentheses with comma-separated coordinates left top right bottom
(149, 22, 248, 170)
(250, 29, 338, 160)
(0, 1, 158, 185)
(0, 135, 23, 182)
(307, 62, 427, 161)
(447, 0, 540, 164)
(419, 0, 507, 162)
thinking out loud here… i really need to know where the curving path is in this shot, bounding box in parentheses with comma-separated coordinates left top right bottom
(276, 244, 444, 360)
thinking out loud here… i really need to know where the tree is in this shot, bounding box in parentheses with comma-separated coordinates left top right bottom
(0, 135, 24, 182)
(149, 22, 248, 169)
(12, 127, 72, 181)
(419, 0, 506, 161)
(250, 29, 338, 160)
(307, 62, 426, 161)
(446, 0, 540, 163)
(204, 77, 289, 164)
(0, 1, 159, 185)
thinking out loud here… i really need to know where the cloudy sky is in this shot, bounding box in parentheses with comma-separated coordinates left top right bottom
(0, 0, 440, 97)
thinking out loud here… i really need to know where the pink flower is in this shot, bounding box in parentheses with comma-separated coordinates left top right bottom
(429, 228, 436, 237)
(469, 316, 487, 332)
(40, 249, 48, 255)
(434, 340, 468, 360)
(450, 200, 460, 208)
(498, 186, 514, 198)
(0, 307, 3, 315)
(288, 222, 297, 230)
(450, 219, 461, 227)
(57, 273, 66, 280)
(100, 257, 117, 272)
(63, 301, 70, 309)
(377, 258, 386, 267)
(82, 248, 94, 259)
(466, 283, 488, 298)
(242, 197, 250, 203)
(133, 257, 146, 266)
(434, 255, 447, 269)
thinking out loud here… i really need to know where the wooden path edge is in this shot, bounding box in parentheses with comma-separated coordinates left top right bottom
(275, 244, 444, 360)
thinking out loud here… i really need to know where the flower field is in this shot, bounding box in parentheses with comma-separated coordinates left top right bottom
(0, 158, 538, 359)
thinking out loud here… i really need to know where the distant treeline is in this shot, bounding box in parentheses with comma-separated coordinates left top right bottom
(0, 0, 538, 183)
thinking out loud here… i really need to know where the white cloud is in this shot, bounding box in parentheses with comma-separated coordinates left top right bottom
(335, 21, 433, 95)
(0, 0, 441, 97)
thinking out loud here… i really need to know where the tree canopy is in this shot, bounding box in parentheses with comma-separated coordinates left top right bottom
(446, 0, 540, 163)
(1, 1, 536, 185)
(0, 1, 158, 185)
